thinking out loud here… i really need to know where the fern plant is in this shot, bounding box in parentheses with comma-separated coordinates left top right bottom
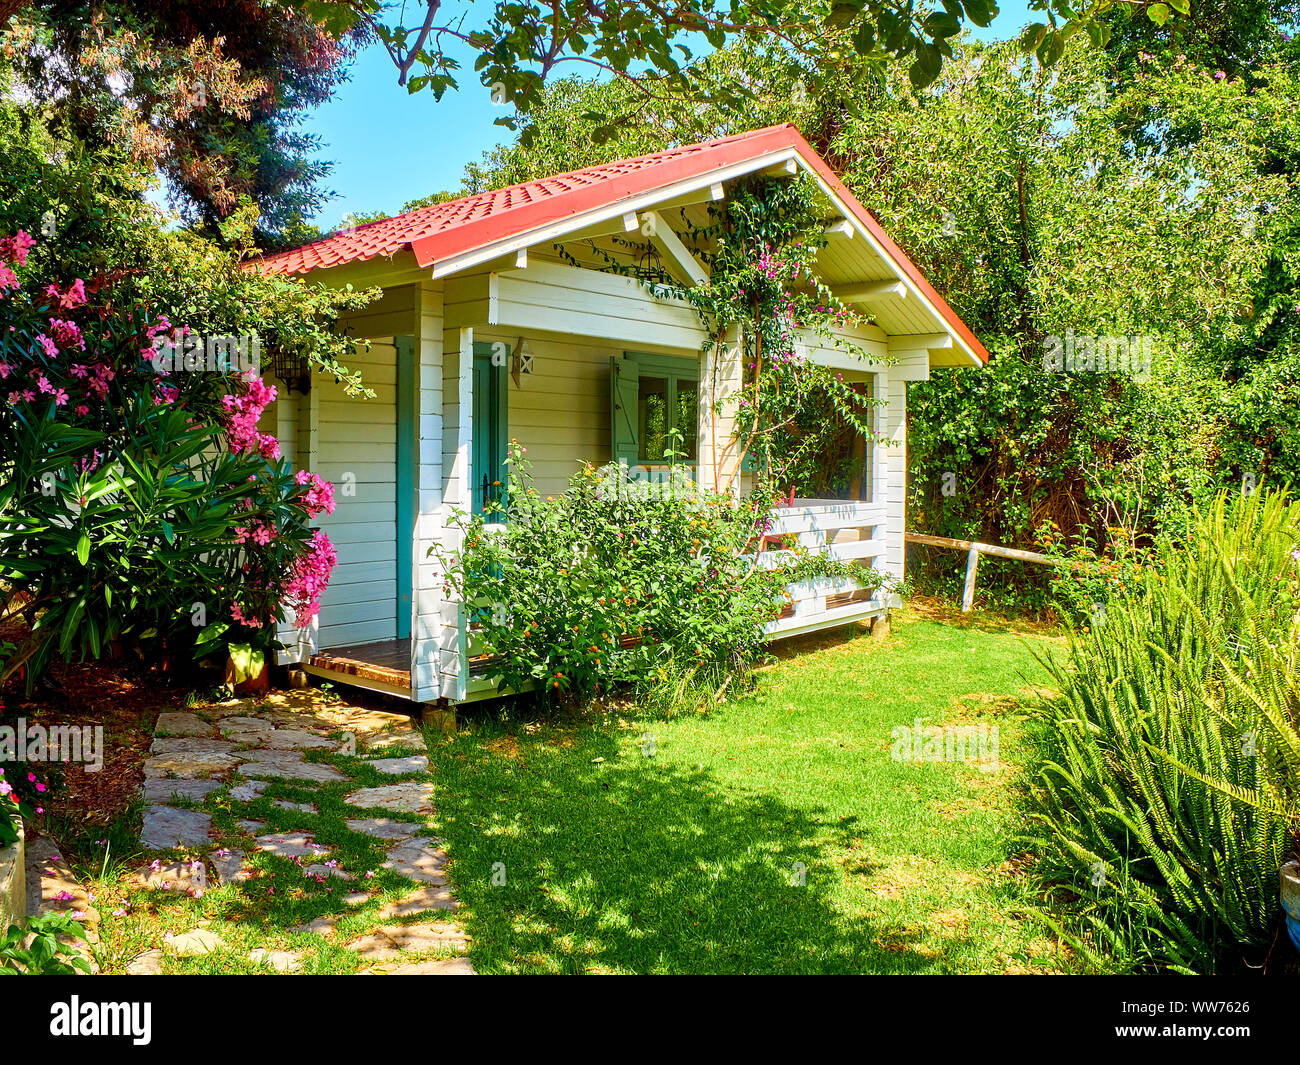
(1030, 488, 1300, 972)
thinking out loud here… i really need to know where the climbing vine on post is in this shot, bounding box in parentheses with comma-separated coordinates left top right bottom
(559, 174, 891, 499)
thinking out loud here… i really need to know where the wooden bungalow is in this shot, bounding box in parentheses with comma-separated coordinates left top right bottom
(249, 123, 988, 705)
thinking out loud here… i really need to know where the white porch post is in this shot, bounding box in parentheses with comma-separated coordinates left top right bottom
(433, 325, 474, 703)
(410, 280, 446, 702)
(879, 347, 929, 581)
(697, 326, 744, 497)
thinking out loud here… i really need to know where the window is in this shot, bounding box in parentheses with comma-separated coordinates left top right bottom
(611, 352, 699, 467)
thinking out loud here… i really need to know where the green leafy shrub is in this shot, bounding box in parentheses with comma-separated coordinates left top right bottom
(0, 913, 92, 974)
(437, 445, 885, 702)
(1038, 521, 1157, 624)
(1030, 488, 1300, 972)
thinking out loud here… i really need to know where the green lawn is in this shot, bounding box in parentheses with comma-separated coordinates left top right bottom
(429, 607, 1069, 974)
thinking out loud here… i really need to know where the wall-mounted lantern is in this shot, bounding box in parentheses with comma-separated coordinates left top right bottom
(511, 337, 534, 386)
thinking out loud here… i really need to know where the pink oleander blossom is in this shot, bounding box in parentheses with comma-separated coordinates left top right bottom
(76, 449, 104, 473)
(0, 231, 34, 266)
(294, 470, 336, 517)
(229, 599, 264, 628)
(221, 374, 280, 457)
(285, 530, 337, 627)
(44, 279, 87, 311)
(47, 318, 85, 351)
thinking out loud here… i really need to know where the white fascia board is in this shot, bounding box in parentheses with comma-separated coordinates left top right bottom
(800, 167, 983, 369)
(429, 149, 800, 281)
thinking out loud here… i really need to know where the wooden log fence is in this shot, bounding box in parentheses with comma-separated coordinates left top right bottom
(905, 533, 1054, 613)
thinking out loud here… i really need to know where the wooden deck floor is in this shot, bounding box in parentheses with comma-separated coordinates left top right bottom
(310, 638, 411, 689)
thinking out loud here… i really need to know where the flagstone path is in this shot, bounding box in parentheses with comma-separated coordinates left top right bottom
(122, 690, 473, 975)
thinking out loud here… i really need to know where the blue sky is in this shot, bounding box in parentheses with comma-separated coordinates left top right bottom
(302, 3, 1038, 228)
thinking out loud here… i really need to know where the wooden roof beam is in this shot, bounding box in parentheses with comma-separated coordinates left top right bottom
(641, 210, 710, 286)
(835, 281, 907, 304)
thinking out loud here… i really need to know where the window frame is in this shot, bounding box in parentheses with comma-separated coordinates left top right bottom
(625, 351, 700, 467)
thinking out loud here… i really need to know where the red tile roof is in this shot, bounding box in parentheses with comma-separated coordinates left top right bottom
(249, 124, 987, 363)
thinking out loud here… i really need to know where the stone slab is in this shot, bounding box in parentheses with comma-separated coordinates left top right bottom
(155, 712, 216, 738)
(367, 755, 429, 776)
(344, 818, 419, 842)
(249, 947, 302, 972)
(131, 859, 207, 894)
(210, 849, 249, 886)
(164, 928, 225, 956)
(239, 752, 347, 784)
(344, 782, 433, 815)
(263, 729, 336, 750)
(379, 884, 460, 917)
(380, 841, 448, 885)
(141, 806, 212, 850)
(141, 779, 221, 803)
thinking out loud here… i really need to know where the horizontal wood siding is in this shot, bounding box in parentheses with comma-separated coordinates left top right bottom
(475, 330, 702, 499)
(314, 339, 399, 649)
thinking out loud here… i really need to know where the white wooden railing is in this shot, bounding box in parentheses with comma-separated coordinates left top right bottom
(758, 499, 891, 639)
(463, 498, 891, 695)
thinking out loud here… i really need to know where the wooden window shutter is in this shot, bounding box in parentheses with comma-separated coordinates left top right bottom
(610, 354, 639, 468)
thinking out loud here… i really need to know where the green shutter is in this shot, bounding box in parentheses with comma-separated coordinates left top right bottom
(472, 343, 509, 517)
(611, 354, 639, 468)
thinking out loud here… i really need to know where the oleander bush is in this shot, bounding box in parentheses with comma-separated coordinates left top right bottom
(0, 231, 343, 689)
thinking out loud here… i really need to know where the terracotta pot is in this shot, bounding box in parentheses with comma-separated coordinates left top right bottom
(224, 654, 270, 695)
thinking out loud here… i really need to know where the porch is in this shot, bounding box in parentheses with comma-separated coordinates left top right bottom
(299, 495, 893, 703)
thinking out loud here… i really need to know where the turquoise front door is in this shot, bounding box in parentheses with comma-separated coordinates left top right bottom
(472, 344, 508, 517)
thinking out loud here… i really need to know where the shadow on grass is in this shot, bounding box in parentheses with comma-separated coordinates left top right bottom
(431, 719, 979, 974)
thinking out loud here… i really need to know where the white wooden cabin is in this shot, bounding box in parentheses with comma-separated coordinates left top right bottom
(250, 124, 988, 705)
